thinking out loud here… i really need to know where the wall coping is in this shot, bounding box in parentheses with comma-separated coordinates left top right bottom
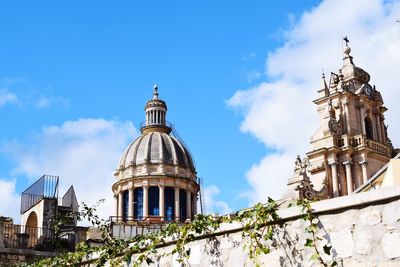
(218, 185, 400, 233)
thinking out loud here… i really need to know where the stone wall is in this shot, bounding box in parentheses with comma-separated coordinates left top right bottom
(0, 248, 58, 267)
(81, 186, 400, 267)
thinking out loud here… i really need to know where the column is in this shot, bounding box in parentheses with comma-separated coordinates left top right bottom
(343, 160, 353, 195)
(344, 103, 351, 134)
(143, 186, 149, 219)
(174, 187, 180, 222)
(360, 107, 366, 135)
(118, 191, 123, 222)
(329, 162, 339, 197)
(371, 115, 377, 141)
(193, 194, 197, 215)
(159, 185, 165, 221)
(375, 114, 382, 142)
(156, 110, 159, 124)
(360, 160, 369, 184)
(128, 188, 134, 221)
(186, 190, 192, 221)
(114, 194, 118, 219)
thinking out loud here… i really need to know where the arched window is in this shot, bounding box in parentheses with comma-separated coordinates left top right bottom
(365, 117, 374, 140)
(164, 187, 175, 221)
(179, 189, 187, 222)
(122, 191, 129, 221)
(148, 186, 159, 216)
(191, 194, 195, 220)
(134, 188, 143, 220)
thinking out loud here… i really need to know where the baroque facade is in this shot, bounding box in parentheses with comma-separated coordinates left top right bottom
(112, 86, 199, 223)
(287, 39, 397, 200)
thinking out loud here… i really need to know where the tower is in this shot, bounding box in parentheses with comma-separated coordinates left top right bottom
(288, 38, 394, 199)
(112, 86, 199, 224)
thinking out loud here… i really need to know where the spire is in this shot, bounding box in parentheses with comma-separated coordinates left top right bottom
(318, 72, 329, 97)
(321, 72, 328, 91)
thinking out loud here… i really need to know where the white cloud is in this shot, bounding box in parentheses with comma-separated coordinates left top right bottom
(0, 89, 18, 107)
(242, 52, 256, 61)
(35, 96, 69, 109)
(0, 179, 20, 221)
(6, 118, 137, 221)
(203, 185, 232, 215)
(228, 0, 400, 203)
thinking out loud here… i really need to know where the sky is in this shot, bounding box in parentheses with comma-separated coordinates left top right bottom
(1, 0, 400, 222)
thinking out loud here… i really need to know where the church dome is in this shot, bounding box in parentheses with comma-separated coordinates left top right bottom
(114, 85, 197, 181)
(117, 131, 195, 172)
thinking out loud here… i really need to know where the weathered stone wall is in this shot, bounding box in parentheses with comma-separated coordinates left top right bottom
(82, 186, 400, 267)
(0, 248, 58, 267)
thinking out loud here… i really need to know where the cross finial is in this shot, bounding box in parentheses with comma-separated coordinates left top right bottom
(343, 36, 350, 47)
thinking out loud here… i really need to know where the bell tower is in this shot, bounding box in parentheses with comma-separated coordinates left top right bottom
(288, 38, 394, 199)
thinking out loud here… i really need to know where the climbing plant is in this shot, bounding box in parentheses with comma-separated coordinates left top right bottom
(24, 198, 338, 267)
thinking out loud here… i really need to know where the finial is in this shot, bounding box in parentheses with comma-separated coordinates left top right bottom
(343, 36, 352, 58)
(153, 84, 159, 99)
(343, 36, 350, 47)
(321, 72, 328, 90)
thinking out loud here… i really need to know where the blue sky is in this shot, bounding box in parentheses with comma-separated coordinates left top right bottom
(1, 0, 400, 220)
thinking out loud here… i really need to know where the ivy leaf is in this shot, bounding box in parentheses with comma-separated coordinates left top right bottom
(310, 253, 319, 261)
(305, 238, 314, 247)
(323, 244, 332, 255)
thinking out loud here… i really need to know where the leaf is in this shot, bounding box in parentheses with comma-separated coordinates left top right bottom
(310, 253, 319, 261)
(305, 238, 314, 247)
(323, 244, 332, 255)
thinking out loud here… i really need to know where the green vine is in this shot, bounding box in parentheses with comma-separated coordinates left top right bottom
(297, 199, 337, 267)
(24, 198, 338, 267)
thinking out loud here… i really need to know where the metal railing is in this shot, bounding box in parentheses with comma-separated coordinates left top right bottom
(0, 224, 54, 250)
(140, 120, 173, 129)
(0, 223, 75, 251)
(21, 175, 59, 214)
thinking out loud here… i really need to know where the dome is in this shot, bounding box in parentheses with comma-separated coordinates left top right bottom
(117, 131, 195, 172)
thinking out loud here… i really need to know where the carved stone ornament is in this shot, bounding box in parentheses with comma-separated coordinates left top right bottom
(292, 156, 329, 201)
(296, 176, 330, 201)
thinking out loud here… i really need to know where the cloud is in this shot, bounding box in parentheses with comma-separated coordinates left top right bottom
(0, 179, 20, 220)
(0, 89, 18, 107)
(5, 118, 137, 221)
(242, 52, 256, 61)
(35, 96, 69, 109)
(203, 185, 232, 215)
(0, 77, 68, 110)
(245, 70, 262, 83)
(228, 0, 400, 203)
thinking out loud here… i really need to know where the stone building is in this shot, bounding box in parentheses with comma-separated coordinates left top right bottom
(287, 39, 398, 200)
(112, 86, 199, 224)
(0, 175, 87, 265)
